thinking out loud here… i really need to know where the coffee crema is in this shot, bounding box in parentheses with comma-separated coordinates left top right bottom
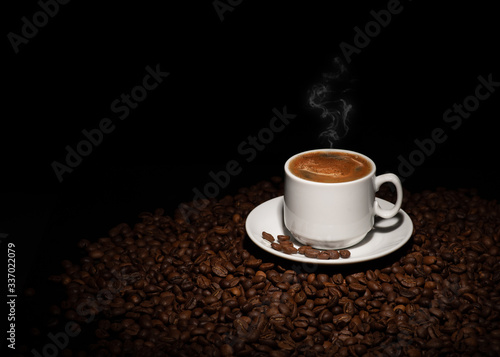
(289, 151, 372, 183)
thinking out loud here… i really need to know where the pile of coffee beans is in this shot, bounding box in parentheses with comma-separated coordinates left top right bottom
(264, 232, 351, 260)
(42, 179, 500, 356)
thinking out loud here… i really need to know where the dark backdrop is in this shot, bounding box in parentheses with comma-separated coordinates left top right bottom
(2, 0, 499, 354)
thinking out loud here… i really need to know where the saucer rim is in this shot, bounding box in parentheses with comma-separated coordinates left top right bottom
(245, 196, 413, 265)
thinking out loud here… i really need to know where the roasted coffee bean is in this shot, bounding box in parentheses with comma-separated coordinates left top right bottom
(333, 313, 352, 327)
(328, 250, 340, 259)
(46, 182, 500, 357)
(271, 242, 282, 251)
(298, 245, 312, 254)
(269, 313, 286, 325)
(212, 264, 228, 277)
(277, 235, 290, 242)
(423, 255, 437, 265)
(396, 273, 417, 288)
(279, 245, 294, 255)
(317, 251, 330, 260)
(349, 283, 366, 294)
(282, 245, 298, 255)
(262, 231, 275, 243)
(294, 291, 307, 305)
(319, 309, 333, 323)
(259, 262, 275, 271)
(304, 249, 319, 258)
(89, 249, 104, 259)
(339, 249, 351, 259)
(290, 328, 307, 341)
(367, 280, 381, 292)
(196, 275, 211, 289)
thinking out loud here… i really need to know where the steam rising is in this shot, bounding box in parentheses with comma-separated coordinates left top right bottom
(308, 57, 353, 147)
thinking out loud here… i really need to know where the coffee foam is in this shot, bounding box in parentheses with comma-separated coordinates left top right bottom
(289, 152, 372, 183)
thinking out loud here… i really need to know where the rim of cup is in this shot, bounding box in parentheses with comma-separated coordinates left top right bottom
(284, 148, 376, 186)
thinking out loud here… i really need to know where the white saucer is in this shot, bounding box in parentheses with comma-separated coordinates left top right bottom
(245, 196, 413, 265)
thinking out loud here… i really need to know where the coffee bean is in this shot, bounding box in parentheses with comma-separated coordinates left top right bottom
(328, 250, 340, 259)
(366, 280, 381, 292)
(303, 284, 316, 297)
(343, 300, 356, 315)
(298, 306, 315, 318)
(259, 262, 274, 271)
(298, 245, 312, 254)
(426, 338, 444, 349)
(245, 258, 263, 269)
(89, 249, 104, 259)
(290, 327, 307, 341)
(271, 242, 282, 251)
(339, 249, 351, 259)
(304, 249, 319, 258)
(277, 235, 290, 242)
(423, 255, 437, 265)
(349, 283, 366, 294)
(294, 291, 307, 305)
(277, 339, 295, 351)
(333, 313, 352, 327)
(220, 344, 234, 357)
(396, 273, 417, 288)
(395, 296, 410, 305)
(318, 309, 333, 324)
(212, 264, 228, 278)
(262, 231, 275, 243)
(282, 245, 298, 255)
(270, 313, 286, 325)
(317, 251, 330, 260)
(44, 182, 500, 356)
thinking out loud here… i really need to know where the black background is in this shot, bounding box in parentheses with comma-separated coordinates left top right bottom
(2, 0, 500, 354)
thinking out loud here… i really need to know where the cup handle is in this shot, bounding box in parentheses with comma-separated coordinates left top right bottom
(374, 173, 403, 219)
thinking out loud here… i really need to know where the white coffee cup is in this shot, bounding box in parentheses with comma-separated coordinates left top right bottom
(284, 149, 403, 249)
